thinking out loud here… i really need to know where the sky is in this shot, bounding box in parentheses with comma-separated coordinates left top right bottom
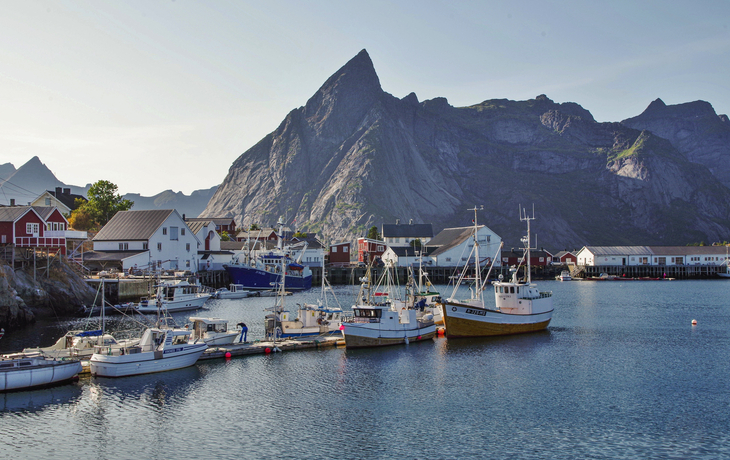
(1, 0, 729, 196)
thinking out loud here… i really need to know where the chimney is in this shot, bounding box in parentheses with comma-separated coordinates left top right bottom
(409, 219, 413, 225)
(55, 187, 62, 196)
(10, 198, 15, 206)
(396, 219, 400, 225)
(182, 214, 186, 220)
(63, 188, 70, 195)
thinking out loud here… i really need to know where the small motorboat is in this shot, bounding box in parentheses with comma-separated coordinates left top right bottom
(558, 270, 572, 281)
(1, 356, 83, 392)
(188, 317, 245, 345)
(214, 284, 251, 299)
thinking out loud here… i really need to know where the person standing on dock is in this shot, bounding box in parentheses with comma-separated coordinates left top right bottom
(237, 323, 248, 343)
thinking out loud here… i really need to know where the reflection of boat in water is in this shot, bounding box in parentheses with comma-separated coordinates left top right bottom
(1, 381, 83, 411)
(440, 206, 554, 338)
(135, 280, 212, 314)
(90, 326, 207, 378)
(1, 356, 83, 392)
(188, 317, 244, 345)
(214, 284, 251, 299)
(342, 261, 436, 348)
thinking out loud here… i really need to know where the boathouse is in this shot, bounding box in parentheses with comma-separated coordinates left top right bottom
(426, 225, 502, 267)
(357, 237, 386, 264)
(86, 209, 200, 273)
(328, 242, 352, 267)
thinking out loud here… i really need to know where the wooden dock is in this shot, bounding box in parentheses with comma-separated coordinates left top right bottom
(199, 336, 345, 360)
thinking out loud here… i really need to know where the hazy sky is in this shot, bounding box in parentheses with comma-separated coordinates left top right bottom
(2, 0, 728, 196)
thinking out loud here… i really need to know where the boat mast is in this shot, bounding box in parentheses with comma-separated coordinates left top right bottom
(472, 206, 483, 302)
(520, 204, 536, 284)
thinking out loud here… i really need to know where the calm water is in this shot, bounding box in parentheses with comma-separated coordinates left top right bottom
(2, 280, 730, 460)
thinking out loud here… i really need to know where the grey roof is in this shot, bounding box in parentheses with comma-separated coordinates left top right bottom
(387, 246, 434, 257)
(83, 250, 148, 262)
(94, 209, 176, 241)
(427, 226, 479, 257)
(31, 206, 59, 221)
(582, 246, 653, 256)
(0, 206, 35, 222)
(554, 250, 576, 259)
(186, 220, 211, 235)
(382, 223, 433, 239)
(186, 217, 235, 226)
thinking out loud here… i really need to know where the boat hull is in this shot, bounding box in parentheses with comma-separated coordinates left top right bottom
(135, 295, 210, 314)
(225, 265, 312, 291)
(342, 323, 436, 349)
(89, 345, 207, 378)
(1, 359, 82, 392)
(441, 301, 552, 338)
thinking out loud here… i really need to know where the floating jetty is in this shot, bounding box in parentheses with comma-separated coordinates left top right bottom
(199, 336, 344, 360)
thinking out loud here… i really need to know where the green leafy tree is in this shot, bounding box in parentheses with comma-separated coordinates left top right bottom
(293, 231, 307, 238)
(220, 231, 232, 242)
(410, 238, 423, 249)
(249, 223, 260, 231)
(67, 206, 96, 231)
(81, 180, 134, 227)
(366, 226, 381, 240)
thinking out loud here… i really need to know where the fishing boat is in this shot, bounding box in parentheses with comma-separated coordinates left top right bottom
(188, 317, 244, 345)
(224, 217, 312, 291)
(406, 254, 443, 325)
(135, 279, 211, 314)
(89, 326, 207, 378)
(214, 284, 251, 299)
(439, 206, 554, 338)
(265, 258, 344, 339)
(719, 246, 730, 278)
(341, 261, 436, 348)
(1, 356, 82, 392)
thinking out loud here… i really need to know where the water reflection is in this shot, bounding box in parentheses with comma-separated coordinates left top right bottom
(0, 383, 83, 413)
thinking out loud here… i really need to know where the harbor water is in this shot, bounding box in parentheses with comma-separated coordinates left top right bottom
(2, 279, 730, 459)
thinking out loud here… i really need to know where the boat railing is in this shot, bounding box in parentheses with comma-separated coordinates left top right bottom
(520, 291, 552, 300)
(348, 317, 380, 324)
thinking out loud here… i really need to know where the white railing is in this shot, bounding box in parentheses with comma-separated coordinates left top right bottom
(44, 230, 88, 239)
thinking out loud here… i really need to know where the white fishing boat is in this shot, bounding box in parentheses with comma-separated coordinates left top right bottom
(20, 330, 138, 359)
(1, 356, 82, 392)
(188, 317, 244, 345)
(440, 206, 554, 338)
(407, 254, 444, 325)
(214, 284, 251, 299)
(558, 270, 572, 281)
(89, 326, 207, 378)
(342, 261, 436, 348)
(135, 279, 211, 314)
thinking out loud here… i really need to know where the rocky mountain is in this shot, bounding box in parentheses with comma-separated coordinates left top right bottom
(0, 157, 216, 217)
(202, 49, 730, 250)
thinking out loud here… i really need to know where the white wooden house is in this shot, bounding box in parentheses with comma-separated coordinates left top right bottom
(427, 225, 502, 267)
(87, 209, 200, 273)
(576, 246, 730, 267)
(382, 221, 433, 247)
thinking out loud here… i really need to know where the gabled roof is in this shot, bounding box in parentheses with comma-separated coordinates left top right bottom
(94, 209, 177, 241)
(382, 223, 433, 239)
(427, 226, 479, 257)
(48, 190, 87, 210)
(0, 206, 39, 222)
(31, 206, 66, 221)
(554, 250, 576, 259)
(186, 217, 235, 226)
(186, 219, 212, 235)
(236, 228, 278, 239)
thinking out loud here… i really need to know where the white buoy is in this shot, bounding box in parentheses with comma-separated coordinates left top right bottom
(692, 319, 697, 326)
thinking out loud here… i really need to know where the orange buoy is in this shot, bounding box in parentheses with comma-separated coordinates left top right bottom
(692, 319, 697, 326)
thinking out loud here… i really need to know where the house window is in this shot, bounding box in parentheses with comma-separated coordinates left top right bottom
(186, 243, 190, 252)
(1, 235, 5, 244)
(119, 243, 129, 250)
(377, 245, 384, 252)
(344, 246, 348, 252)
(45, 198, 51, 205)
(332, 247, 337, 252)
(186, 260, 190, 268)
(143, 242, 148, 250)
(181, 228, 185, 236)
(157, 243, 162, 251)
(446, 257, 452, 262)
(539, 257, 544, 262)
(26, 223, 39, 235)
(170, 227, 178, 241)
(658, 257, 666, 265)
(162, 227, 167, 235)
(487, 235, 491, 243)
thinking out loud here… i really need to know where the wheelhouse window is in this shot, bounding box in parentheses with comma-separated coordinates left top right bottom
(354, 308, 382, 318)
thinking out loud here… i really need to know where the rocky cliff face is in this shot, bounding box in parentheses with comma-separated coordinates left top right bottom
(202, 50, 730, 249)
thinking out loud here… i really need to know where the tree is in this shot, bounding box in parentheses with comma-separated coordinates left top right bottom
(67, 206, 96, 231)
(220, 231, 232, 242)
(366, 226, 381, 240)
(410, 238, 423, 250)
(293, 231, 308, 238)
(73, 180, 134, 228)
(249, 223, 260, 231)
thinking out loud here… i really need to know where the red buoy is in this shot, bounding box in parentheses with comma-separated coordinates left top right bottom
(225, 352, 232, 358)
(264, 347, 271, 354)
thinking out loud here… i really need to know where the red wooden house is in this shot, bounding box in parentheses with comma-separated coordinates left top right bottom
(329, 242, 352, 267)
(501, 248, 552, 267)
(0, 206, 68, 255)
(357, 237, 386, 264)
(553, 250, 577, 265)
